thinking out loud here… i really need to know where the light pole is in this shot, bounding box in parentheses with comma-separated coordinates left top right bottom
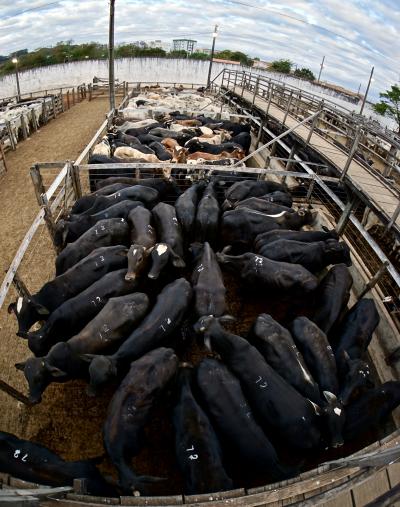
(12, 58, 21, 102)
(317, 55, 325, 83)
(206, 24, 218, 89)
(108, 0, 116, 111)
(360, 66, 374, 115)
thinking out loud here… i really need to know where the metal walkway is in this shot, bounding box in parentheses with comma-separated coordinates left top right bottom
(223, 82, 400, 227)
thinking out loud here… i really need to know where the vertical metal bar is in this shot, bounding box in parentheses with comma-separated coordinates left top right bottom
(252, 76, 259, 105)
(340, 125, 362, 181)
(30, 164, 46, 207)
(67, 90, 70, 109)
(306, 100, 324, 144)
(286, 144, 296, 171)
(306, 174, 316, 203)
(357, 261, 389, 299)
(282, 91, 293, 124)
(387, 201, 400, 231)
(336, 196, 359, 235)
(71, 162, 83, 200)
(266, 83, 273, 115)
(109, 0, 116, 110)
(241, 72, 246, 97)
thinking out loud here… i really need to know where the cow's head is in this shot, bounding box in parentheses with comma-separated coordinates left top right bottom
(8, 297, 49, 337)
(324, 240, 352, 267)
(125, 244, 151, 281)
(339, 352, 374, 405)
(193, 315, 235, 351)
(86, 355, 118, 395)
(15, 356, 66, 404)
(53, 220, 70, 251)
(310, 391, 345, 448)
(148, 243, 185, 280)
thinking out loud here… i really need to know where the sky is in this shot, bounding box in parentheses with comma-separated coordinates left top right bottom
(0, 0, 399, 100)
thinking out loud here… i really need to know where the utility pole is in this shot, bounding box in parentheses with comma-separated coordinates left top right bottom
(206, 24, 218, 89)
(360, 66, 374, 115)
(317, 55, 325, 83)
(108, 0, 116, 111)
(357, 83, 361, 95)
(12, 58, 21, 102)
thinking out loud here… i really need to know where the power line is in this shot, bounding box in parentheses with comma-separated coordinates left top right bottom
(0, 2, 61, 21)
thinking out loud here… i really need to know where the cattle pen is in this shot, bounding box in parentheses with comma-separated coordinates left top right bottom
(0, 75, 400, 506)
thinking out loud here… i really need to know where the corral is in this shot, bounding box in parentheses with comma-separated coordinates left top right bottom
(0, 75, 400, 507)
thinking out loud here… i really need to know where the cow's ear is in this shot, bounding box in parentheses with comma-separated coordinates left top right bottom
(308, 399, 322, 416)
(46, 365, 67, 378)
(323, 391, 337, 404)
(33, 302, 50, 316)
(15, 362, 26, 371)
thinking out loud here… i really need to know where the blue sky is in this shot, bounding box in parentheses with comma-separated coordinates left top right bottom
(0, 0, 399, 100)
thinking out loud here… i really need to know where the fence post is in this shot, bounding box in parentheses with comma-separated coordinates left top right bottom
(71, 163, 83, 200)
(30, 109, 38, 132)
(340, 125, 362, 181)
(6, 121, 16, 150)
(66, 90, 70, 109)
(252, 76, 259, 106)
(30, 164, 46, 207)
(386, 201, 400, 231)
(306, 100, 324, 145)
(256, 120, 264, 146)
(266, 83, 274, 116)
(357, 261, 389, 299)
(72, 88, 76, 105)
(335, 196, 359, 235)
(51, 96, 57, 118)
(60, 91, 65, 112)
(20, 114, 28, 140)
(241, 72, 246, 98)
(282, 90, 293, 125)
(41, 193, 57, 249)
(286, 143, 297, 171)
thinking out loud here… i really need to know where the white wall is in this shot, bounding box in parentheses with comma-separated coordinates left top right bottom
(0, 57, 394, 129)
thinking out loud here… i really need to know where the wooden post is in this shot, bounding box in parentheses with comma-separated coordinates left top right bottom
(72, 88, 76, 105)
(88, 84, 92, 101)
(66, 90, 70, 109)
(336, 196, 359, 235)
(282, 90, 293, 125)
(241, 72, 246, 98)
(340, 125, 362, 181)
(30, 164, 46, 207)
(51, 96, 57, 118)
(60, 91, 64, 112)
(71, 163, 82, 200)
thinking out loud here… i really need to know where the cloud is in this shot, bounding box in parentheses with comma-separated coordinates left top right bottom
(0, 0, 398, 100)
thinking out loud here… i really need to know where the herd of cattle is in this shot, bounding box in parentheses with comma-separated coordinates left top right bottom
(3, 110, 400, 498)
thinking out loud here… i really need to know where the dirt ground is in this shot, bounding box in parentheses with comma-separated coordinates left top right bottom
(0, 98, 110, 458)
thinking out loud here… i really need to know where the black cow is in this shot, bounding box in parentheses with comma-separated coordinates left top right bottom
(257, 239, 352, 273)
(103, 348, 178, 494)
(78, 186, 159, 216)
(70, 184, 133, 214)
(117, 131, 141, 145)
(209, 120, 250, 136)
(338, 352, 374, 405)
(250, 314, 320, 402)
(192, 242, 227, 318)
(197, 358, 296, 481)
(221, 207, 316, 247)
(231, 132, 251, 154)
(55, 219, 130, 276)
(149, 141, 172, 160)
(173, 364, 233, 494)
(94, 177, 180, 199)
(290, 317, 344, 448)
(343, 381, 400, 441)
(8, 245, 128, 336)
(312, 264, 353, 334)
(175, 181, 206, 239)
(195, 181, 220, 248)
(185, 139, 244, 156)
(25, 269, 139, 356)
(16, 293, 149, 403)
(254, 229, 339, 249)
(87, 278, 192, 391)
(258, 191, 293, 208)
(234, 197, 294, 214)
(124, 123, 163, 137)
(55, 201, 143, 250)
(126, 207, 157, 281)
(152, 202, 186, 268)
(224, 179, 287, 207)
(0, 431, 115, 496)
(217, 250, 318, 294)
(137, 134, 164, 145)
(194, 316, 321, 449)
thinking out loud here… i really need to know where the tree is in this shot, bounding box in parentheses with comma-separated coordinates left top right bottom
(373, 85, 400, 133)
(215, 49, 253, 66)
(293, 67, 315, 81)
(269, 59, 292, 74)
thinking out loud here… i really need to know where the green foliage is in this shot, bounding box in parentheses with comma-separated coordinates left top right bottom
(293, 67, 315, 81)
(215, 49, 253, 66)
(269, 59, 292, 74)
(373, 85, 400, 132)
(169, 50, 188, 58)
(191, 52, 210, 60)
